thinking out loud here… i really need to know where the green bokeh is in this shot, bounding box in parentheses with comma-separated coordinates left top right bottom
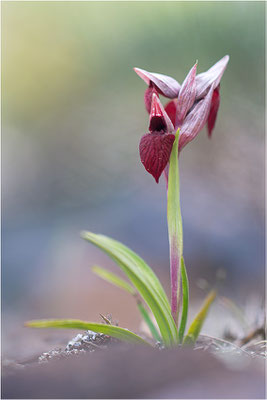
(2, 1, 264, 126)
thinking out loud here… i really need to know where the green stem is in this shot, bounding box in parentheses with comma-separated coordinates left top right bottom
(178, 257, 189, 343)
(167, 129, 183, 325)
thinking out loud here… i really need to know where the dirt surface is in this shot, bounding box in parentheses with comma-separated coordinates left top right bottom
(2, 337, 265, 399)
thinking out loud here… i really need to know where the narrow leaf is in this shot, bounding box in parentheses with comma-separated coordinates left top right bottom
(92, 265, 135, 295)
(92, 265, 162, 343)
(183, 290, 217, 345)
(81, 232, 178, 346)
(137, 302, 162, 343)
(167, 129, 183, 324)
(26, 319, 151, 346)
(178, 257, 189, 343)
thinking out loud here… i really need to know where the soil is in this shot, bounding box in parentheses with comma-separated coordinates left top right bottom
(2, 331, 266, 399)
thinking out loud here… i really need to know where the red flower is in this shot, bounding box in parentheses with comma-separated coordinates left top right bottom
(139, 94, 175, 183)
(135, 55, 229, 182)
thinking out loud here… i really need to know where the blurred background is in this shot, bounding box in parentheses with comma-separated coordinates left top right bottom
(2, 1, 265, 359)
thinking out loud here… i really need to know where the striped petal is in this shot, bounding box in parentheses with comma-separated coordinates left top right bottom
(176, 62, 197, 123)
(195, 55, 229, 99)
(179, 84, 214, 151)
(134, 67, 180, 99)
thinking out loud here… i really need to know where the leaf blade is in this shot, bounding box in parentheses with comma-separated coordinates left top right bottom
(137, 302, 162, 343)
(178, 257, 189, 343)
(82, 232, 178, 346)
(26, 319, 151, 346)
(92, 265, 135, 295)
(183, 290, 216, 345)
(92, 265, 162, 343)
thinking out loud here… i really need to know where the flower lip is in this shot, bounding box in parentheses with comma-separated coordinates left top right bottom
(139, 132, 175, 183)
(134, 67, 180, 99)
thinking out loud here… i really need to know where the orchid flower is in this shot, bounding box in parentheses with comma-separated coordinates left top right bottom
(135, 55, 229, 183)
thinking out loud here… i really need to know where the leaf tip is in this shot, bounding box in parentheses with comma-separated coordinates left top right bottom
(80, 230, 92, 240)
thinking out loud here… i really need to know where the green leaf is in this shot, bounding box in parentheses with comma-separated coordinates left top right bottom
(26, 319, 151, 346)
(183, 290, 217, 345)
(81, 232, 178, 346)
(137, 301, 162, 343)
(178, 257, 189, 343)
(92, 265, 135, 295)
(92, 265, 162, 343)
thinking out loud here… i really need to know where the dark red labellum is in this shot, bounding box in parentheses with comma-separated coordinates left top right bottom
(139, 132, 175, 183)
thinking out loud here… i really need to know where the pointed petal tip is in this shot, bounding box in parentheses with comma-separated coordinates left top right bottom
(217, 54, 230, 69)
(133, 67, 180, 98)
(207, 129, 212, 138)
(133, 67, 142, 74)
(134, 67, 151, 85)
(195, 55, 229, 99)
(190, 62, 198, 76)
